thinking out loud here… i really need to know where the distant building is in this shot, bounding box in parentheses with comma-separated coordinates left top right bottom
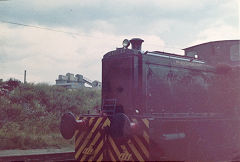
(55, 73, 101, 89)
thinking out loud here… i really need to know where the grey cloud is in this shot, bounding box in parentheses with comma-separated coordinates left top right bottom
(1, 0, 232, 33)
(0, 0, 237, 50)
(0, 0, 237, 46)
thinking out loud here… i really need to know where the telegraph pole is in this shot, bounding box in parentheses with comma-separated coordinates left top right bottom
(24, 70, 26, 84)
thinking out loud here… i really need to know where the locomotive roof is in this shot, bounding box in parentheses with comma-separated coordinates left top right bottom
(183, 40, 240, 50)
(104, 48, 204, 64)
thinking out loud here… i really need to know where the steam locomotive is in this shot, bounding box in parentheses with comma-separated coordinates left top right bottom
(60, 38, 240, 161)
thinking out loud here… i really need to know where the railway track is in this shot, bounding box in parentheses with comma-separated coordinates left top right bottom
(0, 148, 75, 162)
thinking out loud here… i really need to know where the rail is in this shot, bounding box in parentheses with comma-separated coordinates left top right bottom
(0, 148, 75, 162)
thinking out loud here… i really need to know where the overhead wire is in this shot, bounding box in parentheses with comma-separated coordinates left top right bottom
(0, 19, 90, 36)
(0, 19, 183, 52)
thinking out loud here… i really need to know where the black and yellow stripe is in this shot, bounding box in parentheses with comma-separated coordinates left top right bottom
(74, 116, 110, 161)
(74, 116, 149, 161)
(107, 117, 149, 161)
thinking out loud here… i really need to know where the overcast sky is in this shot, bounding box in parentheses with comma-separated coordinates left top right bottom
(0, 0, 239, 84)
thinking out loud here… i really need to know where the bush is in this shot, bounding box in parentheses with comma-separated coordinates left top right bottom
(0, 82, 101, 150)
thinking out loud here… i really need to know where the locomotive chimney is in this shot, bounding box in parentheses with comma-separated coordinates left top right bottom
(130, 38, 144, 51)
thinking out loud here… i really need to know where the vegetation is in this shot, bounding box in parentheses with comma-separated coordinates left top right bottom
(0, 79, 101, 150)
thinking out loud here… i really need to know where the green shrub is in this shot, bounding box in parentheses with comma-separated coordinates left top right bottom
(0, 82, 101, 150)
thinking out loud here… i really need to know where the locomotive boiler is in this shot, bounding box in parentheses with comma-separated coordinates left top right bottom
(60, 38, 240, 161)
